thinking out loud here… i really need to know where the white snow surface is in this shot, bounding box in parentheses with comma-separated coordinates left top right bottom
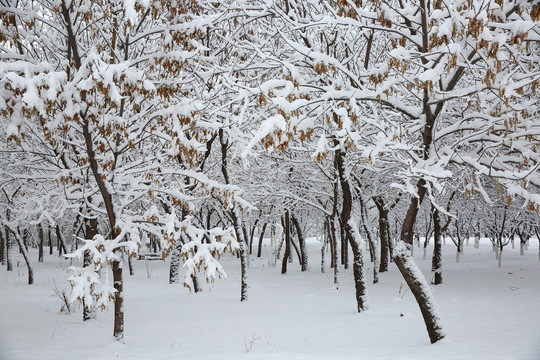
(1, 238, 539, 360)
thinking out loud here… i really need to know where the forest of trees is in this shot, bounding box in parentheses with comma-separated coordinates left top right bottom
(1, 0, 539, 345)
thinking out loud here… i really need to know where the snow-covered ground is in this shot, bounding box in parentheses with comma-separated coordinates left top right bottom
(1, 238, 539, 360)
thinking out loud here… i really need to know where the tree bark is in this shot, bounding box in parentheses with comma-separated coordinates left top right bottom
(82, 216, 98, 320)
(291, 213, 307, 271)
(112, 258, 124, 340)
(359, 196, 379, 284)
(0, 228, 5, 266)
(374, 197, 390, 272)
(394, 242, 444, 343)
(335, 147, 368, 310)
(256, 222, 267, 258)
(7, 227, 33, 285)
(5, 226, 12, 271)
(393, 180, 445, 344)
(48, 225, 53, 255)
(281, 211, 291, 274)
(55, 224, 69, 256)
(329, 218, 339, 285)
(169, 239, 182, 284)
(38, 223, 44, 263)
(219, 129, 248, 301)
(432, 208, 443, 285)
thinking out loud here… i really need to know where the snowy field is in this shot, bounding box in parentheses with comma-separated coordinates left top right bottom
(1, 238, 539, 360)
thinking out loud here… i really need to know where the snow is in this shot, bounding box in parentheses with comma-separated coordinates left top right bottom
(1, 238, 540, 359)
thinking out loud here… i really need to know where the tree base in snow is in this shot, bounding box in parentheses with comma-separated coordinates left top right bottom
(393, 241, 444, 344)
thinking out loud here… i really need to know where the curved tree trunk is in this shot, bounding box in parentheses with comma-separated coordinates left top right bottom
(335, 148, 368, 311)
(394, 180, 444, 344)
(432, 208, 443, 285)
(291, 214, 307, 271)
(256, 222, 267, 258)
(219, 129, 248, 301)
(7, 227, 33, 284)
(394, 242, 444, 344)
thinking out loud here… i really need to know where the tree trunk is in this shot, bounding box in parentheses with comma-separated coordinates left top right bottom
(394, 242, 444, 344)
(219, 129, 247, 301)
(0, 229, 5, 266)
(112, 258, 124, 340)
(393, 180, 445, 344)
(238, 239, 248, 301)
(291, 214, 307, 271)
(5, 226, 12, 271)
(55, 225, 68, 256)
(256, 222, 267, 258)
(83, 216, 98, 321)
(321, 230, 326, 273)
(281, 211, 291, 274)
(7, 227, 33, 284)
(359, 196, 379, 284)
(169, 240, 181, 284)
(432, 208, 443, 285)
(362, 223, 379, 284)
(38, 224, 44, 263)
(375, 198, 390, 273)
(48, 225, 53, 255)
(248, 220, 259, 255)
(335, 148, 368, 309)
(348, 221, 369, 312)
(329, 219, 339, 286)
(328, 217, 336, 269)
(82, 250, 97, 321)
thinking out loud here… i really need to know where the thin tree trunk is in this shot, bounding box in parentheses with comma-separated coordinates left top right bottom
(432, 207, 443, 285)
(83, 216, 98, 321)
(48, 225, 53, 255)
(348, 221, 369, 312)
(256, 222, 267, 258)
(281, 211, 291, 274)
(321, 229, 327, 273)
(5, 226, 12, 271)
(330, 219, 339, 286)
(219, 129, 248, 301)
(291, 214, 307, 271)
(0, 228, 5, 266)
(375, 198, 390, 272)
(238, 238, 248, 301)
(169, 239, 181, 284)
(248, 219, 259, 255)
(335, 147, 368, 309)
(328, 217, 336, 269)
(359, 196, 379, 284)
(7, 227, 33, 284)
(82, 249, 97, 320)
(289, 233, 302, 264)
(111, 258, 123, 340)
(55, 225, 68, 256)
(38, 223, 44, 263)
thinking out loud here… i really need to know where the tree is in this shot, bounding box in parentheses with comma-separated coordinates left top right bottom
(1, 0, 242, 340)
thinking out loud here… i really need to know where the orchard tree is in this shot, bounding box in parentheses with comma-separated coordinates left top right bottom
(1, 0, 243, 340)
